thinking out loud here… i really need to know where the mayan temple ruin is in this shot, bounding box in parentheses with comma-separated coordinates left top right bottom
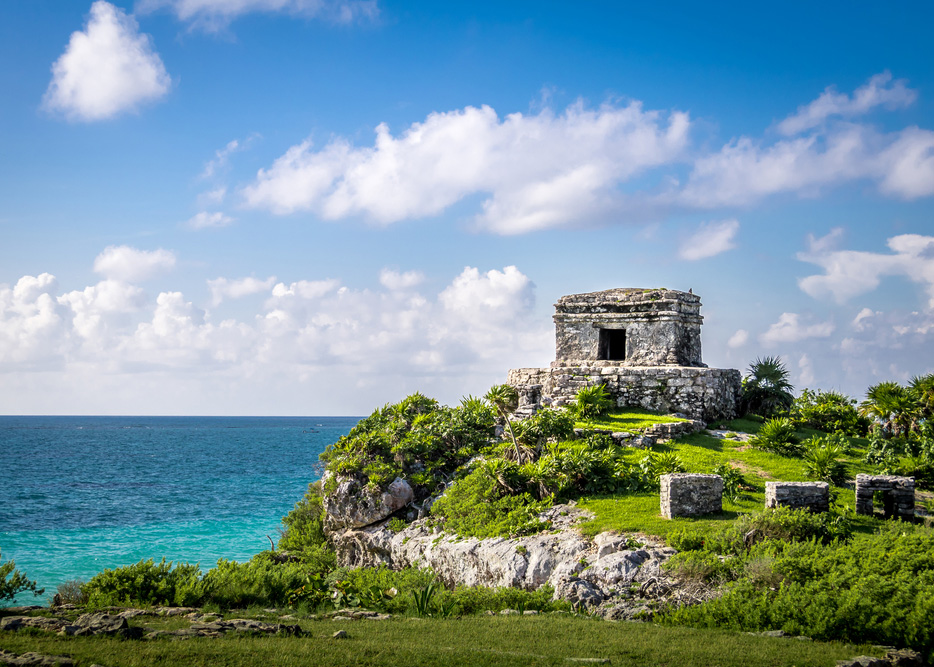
(507, 288, 742, 422)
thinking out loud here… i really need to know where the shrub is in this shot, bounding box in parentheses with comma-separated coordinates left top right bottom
(84, 558, 202, 608)
(0, 549, 43, 603)
(713, 463, 747, 502)
(638, 451, 686, 489)
(750, 418, 803, 457)
(201, 554, 310, 609)
(320, 392, 495, 498)
(663, 550, 737, 584)
(789, 389, 869, 435)
(661, 523, 934, 661)
(430, 464, 549, 538)
(573, 384, 614, 421)
(803, 435, 849, 485)
(55, 579, 88, 606)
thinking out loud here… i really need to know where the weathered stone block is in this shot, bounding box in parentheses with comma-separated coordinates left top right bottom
(660, 473, 722, 519)
(855, 474, 914, 520)
(765, 481, 829, 513)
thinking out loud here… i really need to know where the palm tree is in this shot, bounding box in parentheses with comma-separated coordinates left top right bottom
(860, 381, 919, 437)
(484, 384, 529, 462)
(740, 356, 795, 418)
(910, 373, 934, 422)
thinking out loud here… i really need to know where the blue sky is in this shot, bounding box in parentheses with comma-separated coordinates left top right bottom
(1, 0, 933, 415)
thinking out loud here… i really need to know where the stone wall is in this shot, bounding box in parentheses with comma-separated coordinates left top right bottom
(855, 474, 915, 520)
(507, 365, 741, 423)
(660, 473, 722, 518)
(765, 481, 829, 513)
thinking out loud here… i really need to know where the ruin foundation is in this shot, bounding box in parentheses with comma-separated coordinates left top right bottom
(765, 481, 830, 513)
(855, 474, 915, 520)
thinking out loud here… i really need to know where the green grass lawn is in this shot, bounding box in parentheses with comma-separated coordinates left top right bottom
(575, 407, 687, 432)
(0, 614, 881, 667)
(578, 425, 882, 541)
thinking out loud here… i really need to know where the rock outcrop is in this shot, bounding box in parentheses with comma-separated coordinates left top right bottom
(322, 473, 414, 530)
(328, 504, 675, 614)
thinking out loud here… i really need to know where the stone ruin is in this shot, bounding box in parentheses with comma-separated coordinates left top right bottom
(855, 474, 915, 520)
(765, 481, 829, 513)
(660, 473, 723, 518)
(507, 288, 741, 422)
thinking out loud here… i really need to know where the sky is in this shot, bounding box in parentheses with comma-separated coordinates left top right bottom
(1, 0, 933, 415)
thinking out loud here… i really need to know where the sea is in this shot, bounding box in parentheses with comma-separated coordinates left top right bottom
(0, 415, 360, 604)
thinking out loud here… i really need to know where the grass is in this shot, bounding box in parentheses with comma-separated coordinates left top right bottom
(579, 425, 882, 540)
(0, 614, 881, 667)
(575, 407, 687, 432)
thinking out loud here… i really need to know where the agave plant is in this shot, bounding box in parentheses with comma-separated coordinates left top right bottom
(750, 417, 803, 457)
(573, 384, 614, 422)
(803, 436, 848, 485)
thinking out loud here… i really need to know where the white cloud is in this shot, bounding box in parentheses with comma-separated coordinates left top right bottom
(0, 274, 65, 366)
(778, 71, 917, 136)
(187, 211, 235, 229)
(93, 245, 176, 282)
(243, 101, 691, 234)
(200, 140, 241, 180)
(269, 279, 341, 301)
(797, 354, 816, 386)
(679, 74, 933, 208)
(197, 187, 228, 208)
(439, 266, 534, 322)
(379, 269, 424, 291)
(138, 0, 378, 31)
(798, 232, 934, 306)
(760, 312, 834, 346)
(678, 218, 739, 260)
(727, 329, 748, 348)
(242, 74, 933, 233)
(207, 276, 276, 306)
(58, 280, 145, 339)
(43, 1, 171, 121)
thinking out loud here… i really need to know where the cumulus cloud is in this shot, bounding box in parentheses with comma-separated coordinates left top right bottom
(241, 74, 932, 233)
(760, 312, 835, 346)
(678, 218, 739, 260)
(138, 0, 378, 31)
(0, 274, 65, 366)
(43, 1, 171, 121)
(679, 74, 933, 208)
(187, 211, 235, 229)
(58, 280, 145, 339)
(207, 276, 277, 306)
(778, 71, 917, 136)
(798, 231, 934, 306)
(93, 245, 177, 282)
(243, 101, 691, 234)
(727, 329, 748, 348)
(379, 269, 424, 291)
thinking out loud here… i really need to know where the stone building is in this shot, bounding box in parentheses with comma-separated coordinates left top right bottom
(507, 288, 741, 422)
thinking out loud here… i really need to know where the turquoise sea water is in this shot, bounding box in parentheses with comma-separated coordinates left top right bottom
(0, 416, 359, 604)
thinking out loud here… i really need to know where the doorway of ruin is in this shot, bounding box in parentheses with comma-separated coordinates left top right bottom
(598, 328, 626, 361)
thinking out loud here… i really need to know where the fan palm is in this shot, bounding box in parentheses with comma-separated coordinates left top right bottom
(740, 356, 795, 417)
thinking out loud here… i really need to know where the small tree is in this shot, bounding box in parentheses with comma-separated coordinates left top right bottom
(1, 549, 43, 604)
(485, 384, 526, 462)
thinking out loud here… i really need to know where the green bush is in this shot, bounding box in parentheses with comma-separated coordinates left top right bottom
(200, 554, 312, 609)
(431, 463, 549, 538)
(713, 463, 747, 502)
(84, 558, 203, 608)
(436, 584, 571, 616)
(573, 384, 614, 421)
(750, 418, 803, 457)
(803, 435, 849, 485)
(740, 356, 795, 418)
(320, 392, 495, 498)
(789, 389, 869, 435)
(0, 549, 43, 604)
(663, 550, 738, 584)
(55, 579, 88, 606)
(661, 523, 934, 661)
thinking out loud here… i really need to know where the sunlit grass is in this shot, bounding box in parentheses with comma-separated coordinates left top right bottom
(575, 407, 687, 432)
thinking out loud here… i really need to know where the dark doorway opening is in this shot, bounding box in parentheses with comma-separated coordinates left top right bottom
(598, 329, 626, 361)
